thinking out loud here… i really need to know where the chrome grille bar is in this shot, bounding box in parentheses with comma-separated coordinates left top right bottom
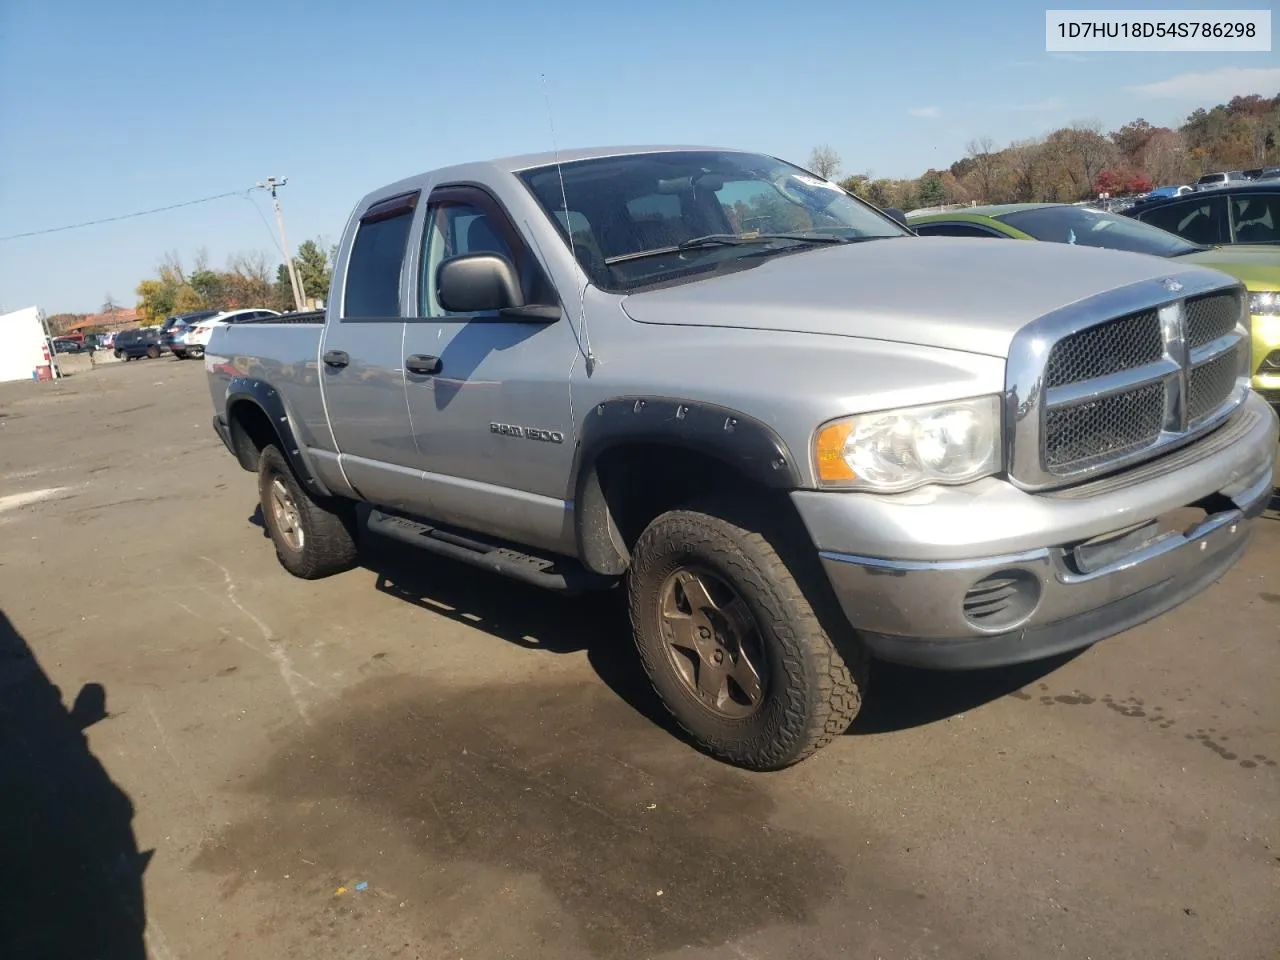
(1004, 275, 1250, 492)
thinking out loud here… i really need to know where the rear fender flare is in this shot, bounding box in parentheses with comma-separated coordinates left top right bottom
(571, 396, 803, 575)
(225, 378, 331, 497)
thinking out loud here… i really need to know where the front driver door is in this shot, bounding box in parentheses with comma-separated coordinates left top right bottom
(399, 184, 579, 554)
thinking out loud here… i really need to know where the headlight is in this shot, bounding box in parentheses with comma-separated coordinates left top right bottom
(813, 396, 1003, 492)
(1250, 291, 1279, 317)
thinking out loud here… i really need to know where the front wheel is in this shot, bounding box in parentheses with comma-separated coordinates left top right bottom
(114, 349, 124, 360)
(146, 345, 160, 359)
(627, 501, 867, 771)
(257, 444, 358, 579)
(188, 346, 204, 360)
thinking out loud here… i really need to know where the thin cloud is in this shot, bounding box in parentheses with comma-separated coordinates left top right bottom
(1129, 66, 1280, 100)
(908, 106, 941, 119)
(1010, 97, 1066, 112)
(1051, 52, 1093, 62)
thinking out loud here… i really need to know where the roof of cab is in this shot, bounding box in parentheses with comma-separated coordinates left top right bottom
(354, 145, 754, 210)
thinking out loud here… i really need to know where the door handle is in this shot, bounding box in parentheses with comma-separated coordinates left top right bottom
(405, 354, 443, 375)
(322, 349, 349, 368)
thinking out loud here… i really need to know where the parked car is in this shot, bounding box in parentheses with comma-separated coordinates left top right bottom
(203, 146, 1277, 771)
(1127, 185, 1193, 211)
(51, 337, 90, 354)
(906, 202, 1280, 410)
(1125, 181, 1280, 247)
(99, 331, 118, 350)
(162, 310, 220, 358)
(1195, 171, 1250, 191)
(112, 327, 164, 361)
(181, 308, 281, 359)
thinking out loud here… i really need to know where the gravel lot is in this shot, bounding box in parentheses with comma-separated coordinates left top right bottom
(1, 357, 1277, 960)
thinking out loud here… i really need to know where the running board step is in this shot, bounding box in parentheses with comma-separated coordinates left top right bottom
(366, 509, 613, 595)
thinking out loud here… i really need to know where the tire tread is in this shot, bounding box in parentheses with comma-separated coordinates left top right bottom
(627, 499, 866, 770)
(257, 445, 358, 580)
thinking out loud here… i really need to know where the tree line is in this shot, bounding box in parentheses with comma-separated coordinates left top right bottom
(131, 240, 335, 325)
(807, 92, 1280, 211)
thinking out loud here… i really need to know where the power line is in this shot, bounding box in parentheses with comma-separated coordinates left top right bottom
(240, 193, 287, 258)
(0, 190, 247, 241)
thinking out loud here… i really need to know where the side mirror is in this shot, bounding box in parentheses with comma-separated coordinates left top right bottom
(883, 207, 910, 228)
(437, 253, 524, 314)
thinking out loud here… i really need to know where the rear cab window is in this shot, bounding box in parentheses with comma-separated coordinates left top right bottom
(342, 191, 420, 319)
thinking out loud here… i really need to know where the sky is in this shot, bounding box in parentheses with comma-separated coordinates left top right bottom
(1, 0, 1277, 314)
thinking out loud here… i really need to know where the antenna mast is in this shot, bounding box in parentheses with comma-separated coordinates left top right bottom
(541, 74, 594, 374)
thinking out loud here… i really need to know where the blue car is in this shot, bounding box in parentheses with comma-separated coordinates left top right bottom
(112, 328, 164, 361)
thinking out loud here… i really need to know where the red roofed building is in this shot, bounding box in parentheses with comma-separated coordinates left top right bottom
(67, 308, 140, 333)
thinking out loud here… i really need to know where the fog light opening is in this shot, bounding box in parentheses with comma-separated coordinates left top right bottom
(962, 569, 1041, 632)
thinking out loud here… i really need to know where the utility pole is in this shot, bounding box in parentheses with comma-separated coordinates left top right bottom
(256, 176, 306, 311)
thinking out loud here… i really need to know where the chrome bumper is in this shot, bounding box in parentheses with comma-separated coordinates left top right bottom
(799, 393, 1278, 670)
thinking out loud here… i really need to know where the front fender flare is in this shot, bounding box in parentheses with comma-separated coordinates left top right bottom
(570, 396, 804, 575)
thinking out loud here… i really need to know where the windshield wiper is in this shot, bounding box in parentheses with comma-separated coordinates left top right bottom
(604, 232, 849, 266)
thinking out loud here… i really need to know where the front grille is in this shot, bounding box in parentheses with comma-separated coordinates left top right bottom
(1006, 277, 1250, 489)
(1188, 350, 1240, 423)
(1185, 292, 1241, 349)
(1045, 310, 1162, 388)
(1044, 382, 1166, 468)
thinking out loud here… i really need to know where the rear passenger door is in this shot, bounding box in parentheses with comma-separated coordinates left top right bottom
(318, 190, 421, 511)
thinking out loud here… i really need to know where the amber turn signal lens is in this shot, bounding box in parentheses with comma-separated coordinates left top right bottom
(814, 420, 856, 482)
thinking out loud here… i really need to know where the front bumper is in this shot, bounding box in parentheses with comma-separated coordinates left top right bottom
(796, 392, 1278, 670)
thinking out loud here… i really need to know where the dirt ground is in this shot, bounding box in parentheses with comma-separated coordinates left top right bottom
(1, 357, 1277, 960)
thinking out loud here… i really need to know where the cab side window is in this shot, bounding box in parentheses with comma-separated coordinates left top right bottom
(419, 189, 556, 318)
(1231, 193, 1280, 244)
(1137, 196, 1228, 245)
(343, 192, 419, 319)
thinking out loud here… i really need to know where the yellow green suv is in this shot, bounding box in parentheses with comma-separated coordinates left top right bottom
(907, 203, 1280, 409)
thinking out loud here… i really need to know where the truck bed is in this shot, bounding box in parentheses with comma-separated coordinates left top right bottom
(205, 313, 330, 454)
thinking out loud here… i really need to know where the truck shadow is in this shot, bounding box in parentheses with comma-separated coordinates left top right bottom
(356, 531, 1071, 742)
(0, 609, 150, 959)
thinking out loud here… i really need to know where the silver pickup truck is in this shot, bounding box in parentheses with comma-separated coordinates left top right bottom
(207, 146, 1277, 770)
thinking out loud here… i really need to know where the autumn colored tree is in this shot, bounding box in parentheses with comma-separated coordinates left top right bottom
(964, 137, 1000, 202)
(1094, 168, 1127, 196)
(1127, 172, 1153, 194)
(838, 174, 872, 199)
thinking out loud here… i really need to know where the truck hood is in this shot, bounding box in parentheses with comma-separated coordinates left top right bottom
(619, 237, 1229, 358)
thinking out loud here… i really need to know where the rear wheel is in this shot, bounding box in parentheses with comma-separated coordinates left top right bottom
(188, 345, 204, 360)
(257, 444, 358, 579)
(146, 345, 160, 359)
(627, 500, 867, 770)
(114, 349, 124, 360)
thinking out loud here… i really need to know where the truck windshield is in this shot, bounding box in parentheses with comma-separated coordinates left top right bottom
(995, 205, 1205, 258)
(518, 150, 909, 291)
